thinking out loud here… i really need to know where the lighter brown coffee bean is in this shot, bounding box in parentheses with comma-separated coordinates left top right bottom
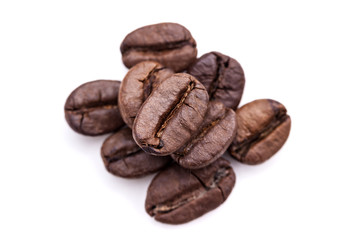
(229, 99, 291, 165)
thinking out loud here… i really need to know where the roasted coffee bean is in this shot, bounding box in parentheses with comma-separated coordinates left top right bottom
(133, 73, 209, 156)
(172, 101, 236, 169)
(229, 99, 291, 165)
(188, 51, 245, 110)
(64, 80, 124, 136)
(118, 61, 174, 128)
(145, 157, 235, 224)
(101, 127, 171, 178)
(120, 23, 197, 72)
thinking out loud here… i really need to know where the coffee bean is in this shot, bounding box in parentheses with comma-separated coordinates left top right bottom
(133, 73, 209, 156)
(101, 127, 171, 178)
(120, 23, 197, 72)
(188, 51, 245, 110)
(118, 61, 174, 128)
(145, 157, 235, 224)
(172, 101, 236, 169)
(229, 99, 291, 165)
(64, 80, 124, 136)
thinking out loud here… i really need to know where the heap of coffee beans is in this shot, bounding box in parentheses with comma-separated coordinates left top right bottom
(64, 22, 291, 224)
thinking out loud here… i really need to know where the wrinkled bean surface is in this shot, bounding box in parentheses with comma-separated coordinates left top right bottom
(133, 73, 209, 156)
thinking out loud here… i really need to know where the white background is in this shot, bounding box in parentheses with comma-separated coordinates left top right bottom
(1, 0, 359, 239)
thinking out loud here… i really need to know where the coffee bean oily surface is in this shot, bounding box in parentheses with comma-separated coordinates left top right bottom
(101, 127, 171, 178)
(64, 80, 124, 136)
(145, 158, 235, 224)
(120, 23, 197, 72)
(118, 61, 174, 128)
(133, 73, 209, 156)
(188, 51, 245, 110)
(229, 99, 291, 165)
(172, 101, 236, 169)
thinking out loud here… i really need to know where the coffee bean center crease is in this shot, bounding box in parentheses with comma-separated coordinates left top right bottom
(208, 56, 229, 100)
(105, 148, 142, 163)
(155, 80, 195, 140)
(140, 66, 165, 100)
(123, 40, 195, 53)
(174, 118, 222, 157)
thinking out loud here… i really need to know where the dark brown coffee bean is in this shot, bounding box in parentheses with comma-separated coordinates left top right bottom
(229, 99, 291, 165)
(133, 73, 209, 156)
(172, 101, 236, 169)
(101, 127, 171, 178)
(120, 23, 197, 72)
(145, 157, 235, 224)
(64, 80, 125, 136)
(118, 61, 174, 128)
(188, 51, 245, 110)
